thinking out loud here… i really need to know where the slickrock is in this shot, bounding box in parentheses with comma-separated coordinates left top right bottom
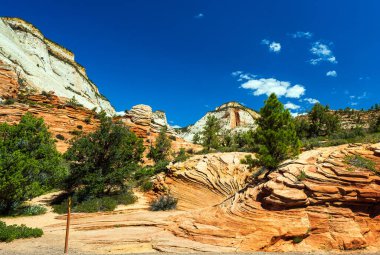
(160, 144, 380, 252)
(155, 152, 253, 210)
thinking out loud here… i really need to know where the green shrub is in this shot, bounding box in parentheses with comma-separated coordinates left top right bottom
(150, 194, 178, 211)
(9, 205, 47, 216)
(76, 125, 83, 130)
(0, 221, 43, 242)
(52, 192, 137, 214)
(173, 148, 188, 163)
(141, 180, 153, 192)
(56, 134, 65, 140)
(293, 236, 304, 244)
(3, 98, 15, 105)
(148, 126, 172, 163)
(344, 155, 377, 174)
(69, 130, 82, 136)
(84, 117, 91, 124)
(297, 170, 307, 181)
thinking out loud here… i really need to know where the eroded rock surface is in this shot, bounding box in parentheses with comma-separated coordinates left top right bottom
(160, 144, 380, 252)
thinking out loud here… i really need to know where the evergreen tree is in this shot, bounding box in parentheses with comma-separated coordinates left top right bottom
(192, 132, 200, 144)
(0, 113, 67, 213)
(64, 112, 144, 198)
(253, 93, 301, 170)
(201, 115, 221, 150)
(148, 126, 172, 163)
(309, 103, 340, 136)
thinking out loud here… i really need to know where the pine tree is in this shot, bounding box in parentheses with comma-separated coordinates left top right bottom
(148, 126, 172, 163)
(64, 112, 144, 197)
(201, 115, 221, 150)
(309, 103, 340, 136)
(254, 93, 301, 171)
(0, 113, 67, 213)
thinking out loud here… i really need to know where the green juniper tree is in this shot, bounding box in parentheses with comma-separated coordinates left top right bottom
(308, 103, 340, 137)
(0, 113, 67, 214)
(251, 93, 301, 172)
(201, 115, 221, 150)
(148, 126, 172, 163)
(64, 112, 144, 198)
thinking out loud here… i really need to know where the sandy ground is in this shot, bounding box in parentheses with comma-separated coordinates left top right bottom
(0, 191, 236, 254)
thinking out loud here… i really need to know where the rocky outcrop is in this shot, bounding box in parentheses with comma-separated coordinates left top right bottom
(177, 102, 259, 142)
(120, 104, 202, 154)
(0, 17, 114, 115)
(157, 144, 380, 252)
(0, 94, 99, 152)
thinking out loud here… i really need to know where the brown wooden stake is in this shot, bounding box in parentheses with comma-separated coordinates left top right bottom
(64, 196, 72, 254)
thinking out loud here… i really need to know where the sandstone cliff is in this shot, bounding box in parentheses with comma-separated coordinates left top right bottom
(0, 17, 114, 115)
(155, 144, 380, 252)
(177, 102, 259, 142)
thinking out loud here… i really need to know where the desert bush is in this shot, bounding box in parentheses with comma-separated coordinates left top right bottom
(10, 205, 47, 216)
(76, 125, 83, 130)
(344, 155, 377, 174)
(83, 117, 91, 124)
(148, 126, 172, 163)
(0, 221, 43, 242)
(150, 194, 178, 211)
(173, 148, 188, 163)
(56, 134, 65, 140)
(141, 181, 153, 192)
(3, 98, 15, 105)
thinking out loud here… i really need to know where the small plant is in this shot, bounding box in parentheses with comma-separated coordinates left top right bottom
(293, 236, 304, 244)
(4, 98, 15, 105)
(297, 170, 307, 181)
(76, 125, 83, 130)
(16, 205, 47, 216)
(84, 117, 91, 124)
(150, 194, 178, 211)
(0, 221, 43, 242)
(141, 180, 153, 192)
(40, 91, 52, 99)
(344, 155, 377, 174)
(173, 148, 188, 163)
(66, 96, 83, 108)
(56, 134, 65, 140)
(240, 154, 258, 169)
(69, 130, 82, 136)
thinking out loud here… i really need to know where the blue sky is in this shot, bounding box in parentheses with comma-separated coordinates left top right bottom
(1, 0, 379, 127)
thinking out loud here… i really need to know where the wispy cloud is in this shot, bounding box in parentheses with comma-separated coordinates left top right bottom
(261, 39, 281, 53)
(302, 98, 319, 104)
(309, 41, 337, 65)
(194, 13, 204, 19)
(240, 77, 305, 98)
(326, 70, 337, 77)
(284, 102, 301, 110)
(231, 71, 256, 81)
(290, 31, 313, 39)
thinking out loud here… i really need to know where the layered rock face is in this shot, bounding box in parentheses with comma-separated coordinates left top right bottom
(177, 101, 259, 142)
(0, 17, 114, 115)
(0, 94, 99, 152)
(119, 104, 202, 154)
(157, 144, 380, 252)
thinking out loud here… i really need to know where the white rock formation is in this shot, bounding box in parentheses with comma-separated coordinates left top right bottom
(0, 17, 115, 115)
(177, 102, 259, 142)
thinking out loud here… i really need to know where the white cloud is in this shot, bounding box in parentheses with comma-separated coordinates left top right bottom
(326, 70, 337, 77)
(194, 13, 204, 19)
(231, 71, 256, 81)
(261, 39, 281, 53)
(291, 31, 313, 39)
(351, 102, 358, 106)
(241, 78, 305, 98)
(358, 92, 367, 99)
(284, 102, 301, 110)
(290, 112, 306, 117)
(115, 111, 125, 116)
(269, 42, 281, 52)
(303, 98, 319, 104)
(172, 125, 182, 129)
(309, 41, 337, 65)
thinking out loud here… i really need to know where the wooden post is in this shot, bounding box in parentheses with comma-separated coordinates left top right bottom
(64, 196, 72, 254)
